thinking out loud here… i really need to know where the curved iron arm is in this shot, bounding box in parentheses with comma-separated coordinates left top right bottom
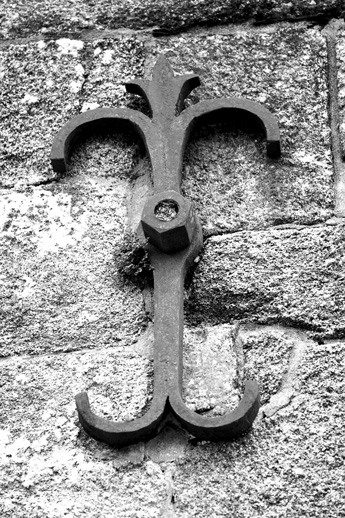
(176, 97, 281, 158)
(50, 107, 155, 174)
(167, 97, 281, 182)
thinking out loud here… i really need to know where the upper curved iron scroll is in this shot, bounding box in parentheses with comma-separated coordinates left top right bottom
(51, 54, 281, 447)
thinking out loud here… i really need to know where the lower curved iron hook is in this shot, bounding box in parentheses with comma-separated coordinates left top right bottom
(76, 221, 260, 447)
(169, 380, 260, 442)
(76, 379, 259, 446)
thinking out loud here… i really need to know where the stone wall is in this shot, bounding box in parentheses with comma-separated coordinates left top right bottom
(1, 2, 345, 517)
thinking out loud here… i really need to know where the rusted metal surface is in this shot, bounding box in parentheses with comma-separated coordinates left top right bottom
(141, 190, 195, 253)
(51, 54, 281, 447)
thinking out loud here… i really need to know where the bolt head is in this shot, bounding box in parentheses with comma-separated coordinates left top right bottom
(141, 190, 195, 253)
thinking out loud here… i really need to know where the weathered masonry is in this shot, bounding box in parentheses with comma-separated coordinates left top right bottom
(1, 2, 345, 517)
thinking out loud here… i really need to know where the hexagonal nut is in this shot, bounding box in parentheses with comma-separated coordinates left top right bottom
(141, 190, 195, 253)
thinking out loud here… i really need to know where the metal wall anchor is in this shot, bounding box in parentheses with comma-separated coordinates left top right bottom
(51, 54, 281, 446)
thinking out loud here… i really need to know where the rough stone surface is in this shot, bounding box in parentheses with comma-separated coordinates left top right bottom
(188, 223, 345, 339)
(0, 171, 147, 356)
(0, 38, 146, 187)
(112, 442, 145, 469)
(175, 24, 333, 234)
(0, 0, 341, 39)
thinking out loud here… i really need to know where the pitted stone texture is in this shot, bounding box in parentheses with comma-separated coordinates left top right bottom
(0, 142, 146, 356)
(78, 38, 147, 113)
(0, 38, 146, 187)
(153, 24, 332, 234)
(0, 40, 84, 187)
(188, 223, 345, 338)
(112, 442, 145, 469)
(172, 340, 345, 518)
(0, 0, 340, 39)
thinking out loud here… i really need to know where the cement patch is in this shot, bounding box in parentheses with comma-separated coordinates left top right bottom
(0, 173, 146, 356)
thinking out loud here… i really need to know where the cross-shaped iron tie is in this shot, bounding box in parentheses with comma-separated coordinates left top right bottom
(51, 54, 281, 446)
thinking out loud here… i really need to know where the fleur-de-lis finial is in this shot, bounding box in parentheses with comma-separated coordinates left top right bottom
(51, 55, 281, 447)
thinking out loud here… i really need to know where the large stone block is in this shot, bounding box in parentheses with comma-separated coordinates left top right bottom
(0, 0, 341, 39)
(0, 38, 145, 187)
(0, 349, 165, 517)
(188, 222, 345, 338)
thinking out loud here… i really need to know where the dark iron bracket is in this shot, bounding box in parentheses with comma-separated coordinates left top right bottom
(51, 54, 281, 446)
